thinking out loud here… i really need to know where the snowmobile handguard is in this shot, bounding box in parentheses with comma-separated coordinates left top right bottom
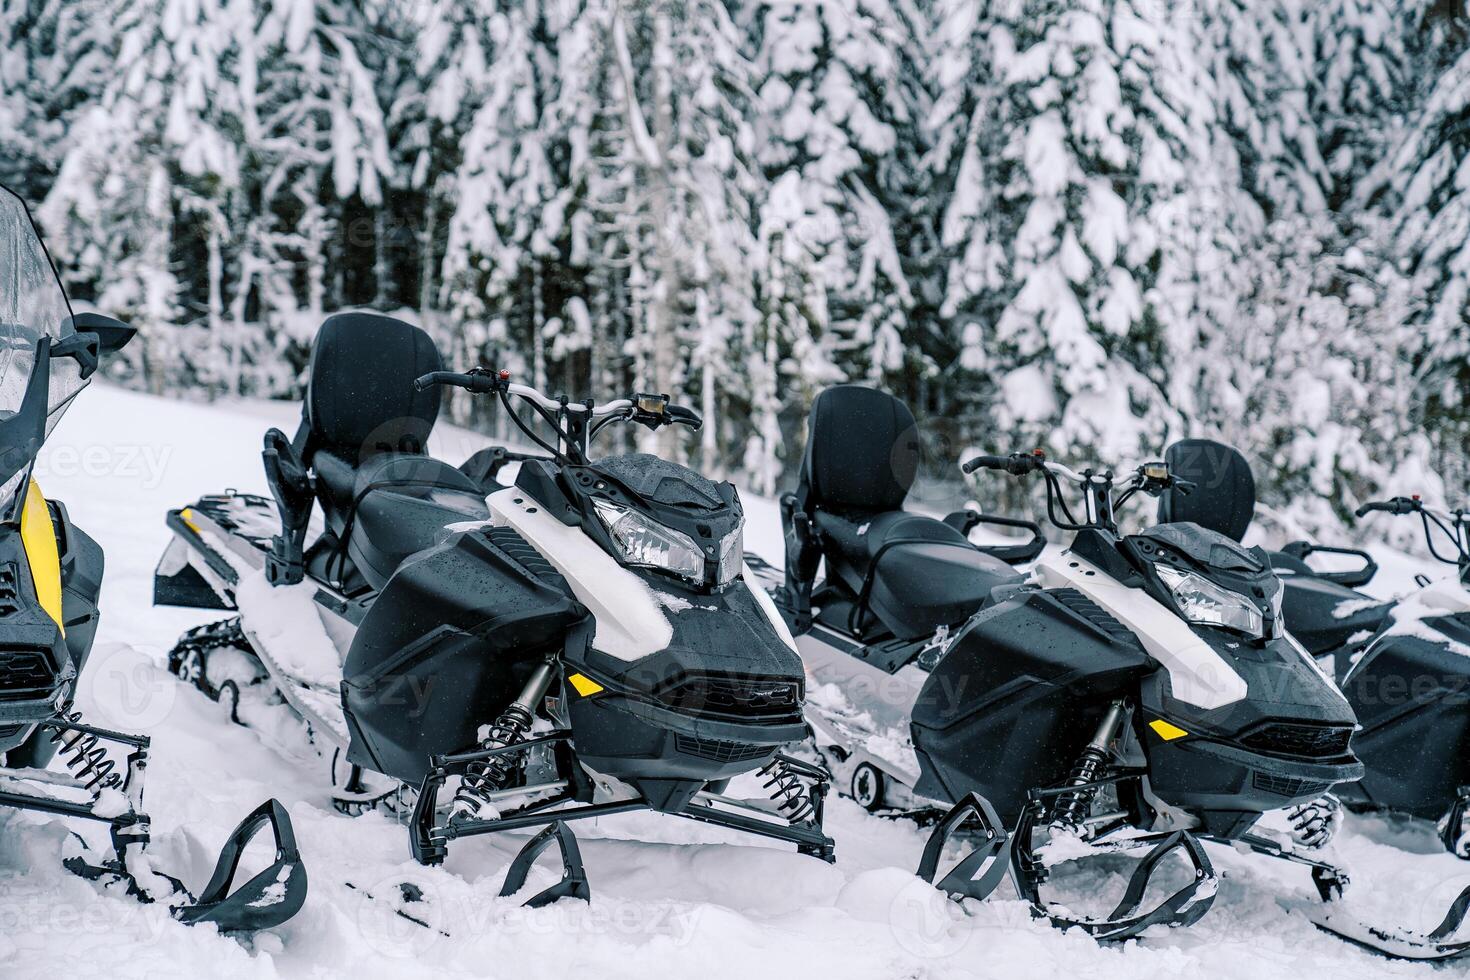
(1279, 541, 1378, 589)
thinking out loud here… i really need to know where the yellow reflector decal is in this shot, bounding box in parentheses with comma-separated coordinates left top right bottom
(568, 673, 604, 697)
(567, 675, 602, 696)
(180, 508, 201, 534)
(1149, 719, 1189, 741)
(20, 479, 63, 635)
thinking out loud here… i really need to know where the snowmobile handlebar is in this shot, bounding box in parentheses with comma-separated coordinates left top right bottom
(413, 369, 701, 466)
(1356, 496, 1470, 567)
(414, 370, 701, 427)
(963, 452, 1190, 534)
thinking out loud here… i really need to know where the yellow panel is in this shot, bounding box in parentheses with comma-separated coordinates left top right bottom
(1149, 719, 1189, 741)
(180, 507, 201, 534)
(20, 479, 63, 635)
(567, 673, 604, 697)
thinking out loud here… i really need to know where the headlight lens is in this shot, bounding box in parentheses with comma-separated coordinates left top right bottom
(1155, 564, 1264, 638)
(593, 499, 705, 582)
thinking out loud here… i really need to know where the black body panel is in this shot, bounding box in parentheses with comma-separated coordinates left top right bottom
(1278, 568, 1391, 663)
(910, 589, 1151, 824)
(1338, 618, 1470, 819)
(566, 575, 808, 810)
(341, 525, 588, 784)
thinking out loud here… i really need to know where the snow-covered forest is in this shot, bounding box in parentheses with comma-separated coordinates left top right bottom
(3, 0, 1468, 521)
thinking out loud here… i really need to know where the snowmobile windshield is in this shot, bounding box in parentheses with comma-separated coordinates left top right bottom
(1140, 523, 1266, 574)
(0, 184, 82, 503)
(591, 454, 727, 511)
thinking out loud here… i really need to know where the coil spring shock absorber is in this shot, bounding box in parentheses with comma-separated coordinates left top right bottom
(1049, 700, 1129, 831)
(761, 757, 815, 823)
(49, 708, 126, 792)
(450, 660, 558, 821)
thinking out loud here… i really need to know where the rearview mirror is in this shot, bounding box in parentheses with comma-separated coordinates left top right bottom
(70, 312, 136, 353)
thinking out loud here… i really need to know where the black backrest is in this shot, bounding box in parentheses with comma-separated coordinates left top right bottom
(1159, 438, 1257, 542)
(305, 312, 443, 463)
(801, 385, 919, 514)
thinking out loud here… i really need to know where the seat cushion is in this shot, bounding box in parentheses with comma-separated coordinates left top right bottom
(815, 510, 1021, 640)
(343, 454, 491, 590)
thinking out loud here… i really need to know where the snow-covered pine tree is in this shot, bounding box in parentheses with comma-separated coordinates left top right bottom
(555, 0, 768, 478)
(1359, 4, 1470, 490)
(41, 0, 398, 396)
(440, 0, 572, 419)
(746, 0, 929, 401)
(1310, 0, 1415, 210)
(935, 0, 1206, 471)
(0, 0, 114, 201)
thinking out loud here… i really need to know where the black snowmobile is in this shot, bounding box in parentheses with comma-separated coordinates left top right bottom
(0, 183, 305, 934)
(1159, 439, 1394, 672)
(154, 312, 833, 904)
(1159, 441, 1470, 863)
(1332, 495, 1470, 859)
(763, 385, 1470, 959)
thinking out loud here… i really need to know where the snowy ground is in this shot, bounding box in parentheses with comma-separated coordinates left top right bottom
(2, 383, 1467, 979)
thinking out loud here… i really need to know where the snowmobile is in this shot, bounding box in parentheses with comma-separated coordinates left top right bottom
(763, 384, 1470, 958)
(153, 312, 834, 904)
(1158, 441, 1470, 862)
(1158, 438, 1394, 672)
(0, 182, 305, 934)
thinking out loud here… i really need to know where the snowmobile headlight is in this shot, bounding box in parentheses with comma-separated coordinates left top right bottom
(593, 499, 704, 582)
(1155, 564, 1264, 638)
(715, 522, 744, 588)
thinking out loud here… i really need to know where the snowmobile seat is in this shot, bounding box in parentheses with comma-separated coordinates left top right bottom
(1158, 438, 1256, 542)
(815, 509, 1021, 640)
(288, 311, 490, 589)
(798, 385, 1020, 640)
(338, 453, 490, 591)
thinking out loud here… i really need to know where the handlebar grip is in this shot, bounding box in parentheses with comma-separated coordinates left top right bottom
(666, 404, 703, 430)
(962, 455, 1009, 475)
(1355, 497, 1417, 518)
(963, 453, 1044, 476)
(414, 371, 497, 394)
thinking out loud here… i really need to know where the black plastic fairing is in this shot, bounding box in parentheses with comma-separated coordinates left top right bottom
(568, 574, 805, 726)
(1336, 616, 1470, 818)
(1137, 626, 1362, 823)
(341, 525, 590, 784)
(909, 588, 1151, 823)
(562, 575, 807, 804)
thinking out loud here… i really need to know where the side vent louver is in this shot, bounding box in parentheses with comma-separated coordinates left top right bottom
(0, 563, 20, 618)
